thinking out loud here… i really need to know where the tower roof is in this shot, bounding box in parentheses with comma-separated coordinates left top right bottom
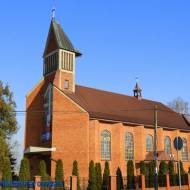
(44, 18, 82, 57)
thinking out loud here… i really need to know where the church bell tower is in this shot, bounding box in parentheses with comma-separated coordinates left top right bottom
(43, 16, 81, 92)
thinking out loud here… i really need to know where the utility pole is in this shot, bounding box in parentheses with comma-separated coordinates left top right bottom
(154, 105, 158, 190)
(177, 137, 182, 190)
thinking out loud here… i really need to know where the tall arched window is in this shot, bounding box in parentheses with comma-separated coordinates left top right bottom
(125, 133, 134, 160)
(181, 138, 188, 161)
(164, 136, 172, 154)
(101, 130, 111, 160)
(146, 135, 153, 152)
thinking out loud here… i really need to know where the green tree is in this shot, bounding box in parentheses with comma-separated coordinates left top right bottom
(88, 160, 96, 190)
(72, 160, 81, 190)
(0, 81, 18, 173)
(102, 161, 110, 190)
(0, 81, 18, 137)
(55, 159, 64, 190)
(140, 161, 146, 176)
(116, 167, 124, 190)
(168, 160, 176, 186)
(39, 160, 50, 190)
(0, 136, 9, 172)
(2, 157, 12, 190)
(95, 163, 102, 190)
(19, 158, 30, 190)
(158, 161, 168, 187)
(127, 160, 135, 189)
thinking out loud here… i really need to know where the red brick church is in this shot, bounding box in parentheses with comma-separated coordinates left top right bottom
(24, 16, 190, 180)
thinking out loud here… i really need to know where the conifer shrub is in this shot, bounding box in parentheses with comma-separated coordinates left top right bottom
(88, 160, 96, 190)
(158, 161, 168, 187)
(168, 160, 176, 186)
(55, 159, 64, 190)
(72, 160, 81, 190)
(19, 158, 31, 190)
(179, 161, 185, 175)
(2, 157, 12, 190)
(147, 160, 155, 188)
(139, 161, 146, 176)
(179, 161, 187, 186)
(95, 163, 102, 190)
(39, 160, 50, 190)
(127, 160, 135, 189)
(102, 161, 110, 190)
(116, 167, 124, 190)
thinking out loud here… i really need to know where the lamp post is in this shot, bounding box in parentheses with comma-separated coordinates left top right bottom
(176, 137, 181, 190)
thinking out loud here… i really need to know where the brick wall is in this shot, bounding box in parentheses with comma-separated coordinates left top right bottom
(51, 87, 89, 179)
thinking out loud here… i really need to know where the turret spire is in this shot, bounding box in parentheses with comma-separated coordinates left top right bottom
(133, 77, 142, 100)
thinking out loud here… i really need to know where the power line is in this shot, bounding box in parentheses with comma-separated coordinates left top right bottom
(10, 108, 190, 117)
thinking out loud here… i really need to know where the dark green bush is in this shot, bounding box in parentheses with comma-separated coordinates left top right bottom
(102, 161, 110, 190)
(147, 160, 155, 188)
(116, 167, 124, 190)
(72, 160, 81, 190)
(88, 160, 97, 190)
(127, 160, 135, 189)
(55, 160, 64, 190)
(158, 161, 167, 187)
(39, 160, 50, 190)
(140, 161, 146, 176)
(19, 158, 30, 190)
(95, 163, 102, 190)
(2, 157, 12, 190)
(168, 160, 176, 186)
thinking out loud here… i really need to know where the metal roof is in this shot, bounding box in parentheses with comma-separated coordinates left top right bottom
(44, 19, 82, 56)
(62, 85, 190, 131)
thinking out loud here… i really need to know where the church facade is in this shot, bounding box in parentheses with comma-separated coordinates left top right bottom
(24, 17, 190, 180)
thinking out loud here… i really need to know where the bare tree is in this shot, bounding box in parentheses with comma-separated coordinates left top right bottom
(168, 97, 189, 114)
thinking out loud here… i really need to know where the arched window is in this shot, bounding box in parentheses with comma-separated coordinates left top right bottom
(125, 133, 134, 160)
(101, 130, 111, 160)
(146, 135, 153, 152)
(164, 136, 172, 154)
(181, 138, 188, 161)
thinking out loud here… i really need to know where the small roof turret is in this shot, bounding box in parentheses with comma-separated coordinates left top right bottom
(133, 82, 142, 100)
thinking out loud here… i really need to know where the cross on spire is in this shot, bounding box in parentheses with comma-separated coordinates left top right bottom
(52, 7, 56, 19)
(135, 77, 139, 83)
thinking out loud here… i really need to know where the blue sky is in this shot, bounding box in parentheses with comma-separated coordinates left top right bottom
(0, 0, 190, 151)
